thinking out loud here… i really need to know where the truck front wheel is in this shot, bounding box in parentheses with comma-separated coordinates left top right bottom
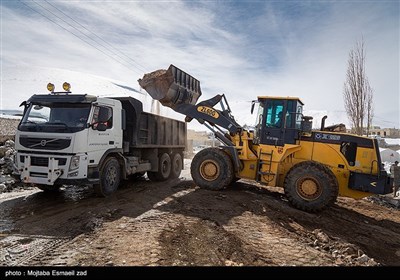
(191, 148, 234, 190)
(94, 157, 121, 197)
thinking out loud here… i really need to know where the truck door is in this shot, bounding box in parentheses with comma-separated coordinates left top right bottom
(87, 105, 118, 163)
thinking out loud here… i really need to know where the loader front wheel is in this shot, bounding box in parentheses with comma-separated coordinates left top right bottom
(284, 161, 338, 213)
(191, 148, 234, 190)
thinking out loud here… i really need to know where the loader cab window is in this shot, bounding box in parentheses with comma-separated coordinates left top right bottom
(265, 100, 284, 128)
(253, 102, 264, 144)
(340, 141, 357, 166)
(295, 103, 303, 129)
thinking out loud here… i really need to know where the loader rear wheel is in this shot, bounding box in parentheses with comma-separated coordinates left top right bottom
(170, 152, 183, 179)
(191, 148, 234, 190)
(284, 161, 338, 213)
(147, 153, 171, 182)
(94, 157, 120, 197)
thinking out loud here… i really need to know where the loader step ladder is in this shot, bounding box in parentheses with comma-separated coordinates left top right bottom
(256, 150, 275, 183)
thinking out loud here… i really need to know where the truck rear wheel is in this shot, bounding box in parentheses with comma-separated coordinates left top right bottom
(284, 161, 338, 212)
(191, 148, 233, 190)
(94, 157, 121, 197)
(147, 153, 171, 182)
(170, 152, 183, 179)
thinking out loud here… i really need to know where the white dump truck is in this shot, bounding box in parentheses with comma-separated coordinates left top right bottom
(14, 81, 190, 196)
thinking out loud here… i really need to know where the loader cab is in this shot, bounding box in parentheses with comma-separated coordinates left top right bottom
(253, 96, 303, 146)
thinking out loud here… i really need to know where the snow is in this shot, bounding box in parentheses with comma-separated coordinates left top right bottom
(384, 138, 400, 145)
(380, 149, 400, 163)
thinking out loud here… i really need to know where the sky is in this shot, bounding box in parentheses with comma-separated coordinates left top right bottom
(1, 0, 399, 131)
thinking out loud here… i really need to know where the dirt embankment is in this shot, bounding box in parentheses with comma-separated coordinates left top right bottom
(1, 171, 399, 266)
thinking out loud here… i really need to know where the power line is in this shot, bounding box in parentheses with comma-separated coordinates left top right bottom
(17, 0, 144, 76)
(29, 0, 144, 75)
(42, 0, 149, 73)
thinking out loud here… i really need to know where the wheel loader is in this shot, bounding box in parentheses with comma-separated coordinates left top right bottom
(138, 65, 392, 212)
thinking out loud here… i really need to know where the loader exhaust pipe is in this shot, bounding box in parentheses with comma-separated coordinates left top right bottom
(321, 115, 328, 131)
(138, 64, 202, 110)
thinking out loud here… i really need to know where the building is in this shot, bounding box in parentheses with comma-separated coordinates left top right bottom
(186, 129, 221, 156)
(369, 127, 400, 138)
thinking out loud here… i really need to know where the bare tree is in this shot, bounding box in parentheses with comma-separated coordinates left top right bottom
(343, 38, 374, 135)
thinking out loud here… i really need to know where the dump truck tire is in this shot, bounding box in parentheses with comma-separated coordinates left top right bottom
(191, 148, 234, 190)
(170, 152, 183, 179)
(284, 161, 338, 213)
(94, 157, 120, 197)
(147, 153, 171, 182)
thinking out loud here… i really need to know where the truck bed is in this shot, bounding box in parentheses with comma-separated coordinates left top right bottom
(111, 97, 186, 149)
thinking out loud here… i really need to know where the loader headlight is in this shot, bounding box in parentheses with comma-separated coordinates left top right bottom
(69, 156, 80, 171)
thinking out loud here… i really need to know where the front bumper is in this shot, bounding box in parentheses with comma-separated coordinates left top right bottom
(16, 153, 91, 185)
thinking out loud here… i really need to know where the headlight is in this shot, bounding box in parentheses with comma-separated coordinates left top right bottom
(69, 156, 80, 171)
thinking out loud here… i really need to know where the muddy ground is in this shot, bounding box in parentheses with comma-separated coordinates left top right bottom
(1, 161, 400, 267)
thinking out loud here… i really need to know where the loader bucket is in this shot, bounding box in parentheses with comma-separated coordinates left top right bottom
(138, 64, 202, 109)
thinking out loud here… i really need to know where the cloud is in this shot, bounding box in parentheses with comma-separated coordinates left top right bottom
(1, 0, 398, 130)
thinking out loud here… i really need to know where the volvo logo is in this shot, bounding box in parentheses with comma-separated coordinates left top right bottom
(29, 138, 59, 148)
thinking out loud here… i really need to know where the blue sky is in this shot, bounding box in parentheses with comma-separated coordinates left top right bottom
(1, 0, 399, 129)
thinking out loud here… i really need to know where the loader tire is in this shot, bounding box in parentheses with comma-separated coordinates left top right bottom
(191, 148, 234, 190)
(147, 153, 171, 182)
(94, 157, 120, 197)
(284, 161, 338, 213)
(170, 152, 183, 179)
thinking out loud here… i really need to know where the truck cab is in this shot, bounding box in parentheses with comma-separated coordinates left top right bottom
(16, 92, 122, 186)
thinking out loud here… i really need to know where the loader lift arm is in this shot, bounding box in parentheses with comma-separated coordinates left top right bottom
(138, 64, 242, 146)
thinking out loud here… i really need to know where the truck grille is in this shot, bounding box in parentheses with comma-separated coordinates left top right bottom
(20, 156, 67, 166)
(19, 136, 71, 150)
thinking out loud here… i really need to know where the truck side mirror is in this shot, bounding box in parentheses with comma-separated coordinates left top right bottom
(251, 101, 255, 114)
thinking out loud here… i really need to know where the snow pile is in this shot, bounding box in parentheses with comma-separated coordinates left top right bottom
(380, 149, 400, 163)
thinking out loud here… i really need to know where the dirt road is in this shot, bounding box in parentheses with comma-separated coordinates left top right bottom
(1, 161, 399, 266)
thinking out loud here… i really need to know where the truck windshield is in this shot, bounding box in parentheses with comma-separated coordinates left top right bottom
(19, 103, 91, 133)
